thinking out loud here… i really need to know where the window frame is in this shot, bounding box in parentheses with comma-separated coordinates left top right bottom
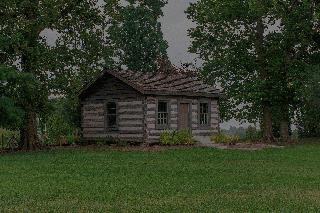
(105, 101, 119, 131)
(156, 99, 170, 130)
(198, 101, 211, 128)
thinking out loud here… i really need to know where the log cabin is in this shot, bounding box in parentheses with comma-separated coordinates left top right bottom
(79, 69, 221, 143)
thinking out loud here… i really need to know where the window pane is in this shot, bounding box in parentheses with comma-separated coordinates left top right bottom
(200, 103, 209, 125)
(158, 112, 168, 125)
(107, 102, 116, 114)
(200, 103, 208, 114)
(107, 102, 117, 128)
(158, 101, 167, 113)
(158, 101, 168, 126)
(108, 115, 117, 127)
(200, 114, 208, 125)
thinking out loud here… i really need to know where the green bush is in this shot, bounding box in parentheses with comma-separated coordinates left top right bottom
(45, 114, 76, 146)
(245, 126, 262, 141)
(211, 133, 240, 144)
(159, 130, 174, 145)
(174, 129, 195, 145)
(160, 129, 195, 145)
(0, 128, 19, 149)
(66, 134, 79, 145)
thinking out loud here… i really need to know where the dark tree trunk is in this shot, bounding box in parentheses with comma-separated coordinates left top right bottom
(18, 1, 41, 150)
(255, 16, 274, 142)
(262, 105, 274, 142)
(278, 47, 292, 142)
(20, 6, 39, 150)
(20, 111, 38, 150)
(280, 121, 289, 142)
(279, 103, 290, 142)
(20, 46, 39, 150)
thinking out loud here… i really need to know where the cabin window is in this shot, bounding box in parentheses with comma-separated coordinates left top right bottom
(106, 102, 117, 129)
(199, 102, 209, 125)
(157, 101, 168, 126)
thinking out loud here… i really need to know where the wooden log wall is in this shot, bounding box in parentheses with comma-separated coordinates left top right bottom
(192, 100, 219, 136)
(146, 97, 220, 143)
(81, 73, 144, 142)
(80, 73, 220, 143)
(82, 103, 105, 135)
(145, 96, 179, 143)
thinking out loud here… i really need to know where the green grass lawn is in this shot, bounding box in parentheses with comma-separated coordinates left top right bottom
(1, 142, 320, 212)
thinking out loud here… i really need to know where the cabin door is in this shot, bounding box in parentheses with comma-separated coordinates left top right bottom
(178, 103, 190, 130)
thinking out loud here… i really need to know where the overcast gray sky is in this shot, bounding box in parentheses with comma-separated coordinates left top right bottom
(160, 0, 197, 66)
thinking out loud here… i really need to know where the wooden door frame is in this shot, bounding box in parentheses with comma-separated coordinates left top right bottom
(177, 100, 192, 130)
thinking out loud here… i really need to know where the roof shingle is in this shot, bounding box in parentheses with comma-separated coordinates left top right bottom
(80, 69, 220, 98)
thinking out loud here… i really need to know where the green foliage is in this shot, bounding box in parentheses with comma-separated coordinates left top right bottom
(187, 0, 268, 122)
(160, 129, 195, 145)
(106, 0, 168, 72)
(297, 65, 320, 137)
(45, 112, 75, 145)
(43, 98, 79, 145)
(0, 66, 24, 129)
(174, 129, 195, 145)
(50, 98, 81, 128)
(0, 128, 19, 149)
(0, 96, 24, 130)
(159, 130, 173, 145)
(211, 132, 240, 144)
(1, 0, 112, 147)
(216, 126, 263, 143)
(51, 0, 115, 96)
(65, 134, 77, 145)
(0, 65, 47, 130)
(245, 126, 263, 141)
(187, 0, 320, 136)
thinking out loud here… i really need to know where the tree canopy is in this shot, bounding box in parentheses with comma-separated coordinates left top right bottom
(0, 66, 24, 129)
(106, 0, 169, 72)
(187, 0, 319, 141)
(0, 0, 111, 149)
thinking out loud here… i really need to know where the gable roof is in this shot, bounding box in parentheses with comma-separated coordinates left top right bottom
(79, 69, 221, 98)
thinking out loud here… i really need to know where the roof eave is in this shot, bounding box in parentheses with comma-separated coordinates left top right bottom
(143, 90, 220, 98)
(78, 69, 145, 99)
(78, 70, 108, 98)
(78, 69, 221, 100)
(106, 70, 145, 94)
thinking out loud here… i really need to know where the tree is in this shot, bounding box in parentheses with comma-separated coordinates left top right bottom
(187, 0, 276, 141)
(0, 0, 109, 149)
(296, 15, 320, 137)
(106, 0, 169, 72)
(297, 65, 320, 137)
(269, 0, 319, 141)
(187, 0, 319, 142)
(0, 65, 48, 149)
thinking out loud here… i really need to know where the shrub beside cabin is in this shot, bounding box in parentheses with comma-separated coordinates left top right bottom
(79, 70, 221, 143)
